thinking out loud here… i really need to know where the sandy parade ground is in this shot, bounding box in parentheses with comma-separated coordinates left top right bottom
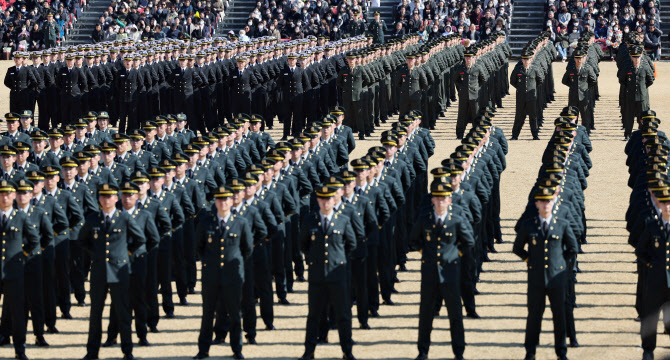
(0, 60, 669, 360)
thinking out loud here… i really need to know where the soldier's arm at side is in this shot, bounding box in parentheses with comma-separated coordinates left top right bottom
(512, 223, 530, 261)
(126, 215, 146, 256)
(342, 217, 356, 257)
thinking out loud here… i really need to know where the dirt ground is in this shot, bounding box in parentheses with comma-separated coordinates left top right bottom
(0, 60, 667, 360)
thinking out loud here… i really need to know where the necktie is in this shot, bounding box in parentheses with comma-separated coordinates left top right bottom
(220, 219, 226, 228)
(3, 173, 8, 180)
(187, 169, 193, 178)
(1, 214, 6, 228)
(666, 223, 669, 234)
(16, 166, 22, 172)
(232, 208, 237, 215)
(239, 70, 243, 76)
(436, 217, 443, 227)
(322, 217, 328, 232)
(146, 143, 153, 151)
(153, 194, 158, 199)
(356, 187, 362, 195)
(335, 128, 340, 134)
(31, 198, 37, 206)
(105, 215, 111, 231)
(385, 160, 391, 167)
(542, 221, 548, 234)
(86, 132, 92, 138)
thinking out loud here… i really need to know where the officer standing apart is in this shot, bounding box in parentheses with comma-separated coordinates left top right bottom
(79, 183, 146, 360)
(410, 181, 474, 360)
(510, 49, 543, 140)
(298, 186, 357, 360)
(513, 187, 578, 360)
(561, 49, 596, 135)
(620, 46, 654, 140)
(368, 12, 387, 44)
(194, 186, 252, 360)
(0, 180, 40, 360)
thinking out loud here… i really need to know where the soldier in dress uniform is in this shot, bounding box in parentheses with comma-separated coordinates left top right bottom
(13, 141, 38, 174)
(0, 180, 40, 360)
(278, 53, 304, 140)
(513, 187, 578, 360)
(193, 185, 252, 360)
(78, 183, 145, 360)
(510, 49, 543, 140)
(127, 129, 159, 170)
(298, 185, 357, 360)
(337, 53, 365, 140)
(368, 12, 388, 44)
(453, 49, 485, 139)
(0, 145, 26, 183)
(348, 11, 367, 37)
(55, 53, 87, 125)
(4, 52, 38, 113)
(561, 48, 597, 134)
(116, 54, 143, 134)
(3, 113, 32, 144)
(18, 110, 38, 135)
(620, 46, 655, 140)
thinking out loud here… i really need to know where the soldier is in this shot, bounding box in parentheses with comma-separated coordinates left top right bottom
(103, 181, 160, 348)
(368, 12, 388, 44)
(348, 11, 367, 37)
(193, 185, 252, 360)
(513, 187, 578, 360)
(4, 52, 38, 113)
(78, 183, 145, 360)
(0, 180, 40, 360)
(620, 46, 654, 140)
(397, 54, 426, 127)
(0, 145, 25, 182)
(453, 49, 485, 139)
(337, 53, 365, 140)
(561, 48, 597, 134)
(278, 53, 304, 140)
(13, 141, 38, 173)
(510, 49, 543, 140)
(410, 181, 473, 360)
(116, 54, 143, 134)
(3, 112, 31, 144)
(42, 14, 59, 49)
(55, 53, 87, 125)
(298, 186, 357, 360)
(170, 54, 203, 128)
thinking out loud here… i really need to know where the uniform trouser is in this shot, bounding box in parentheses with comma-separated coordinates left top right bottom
(25, 257, 45, 337)
(146, 246, 161, 328)
(108, 255, 148, 341)
(624, 100, 646, 137)
(47, 87, 60, 126)
(271, 234, 287, 300)
(343, 99, 363, 134)
(292, 209, 305, 279)
(36, 89, 49, 130)
(241, 257, 256, 339)
(172, 227, 189, 301)
(70, 240, 87, 303)
(118, 100, 138, 134)
(283, 97, 304, 138)
(254, 243, 274, 327)
(576, 99, 592, 131)
(42, 248, 57, 329)
(198, 282, 243, 355)
(636, 262, 646, 317)
(565, 270, 577, 340)
(158, 235, 175, 315)
(0, 279, 26, 354)
(417, 273, 464, 358)
(9, 90, 28, 113)
(284, 216, 295, 292)
(183, 220, 198, 289)
(460, 249, 477, 315)
(350, 257, 369, 326)
(54, 240, 71, 315)
(87, 279, 133, 357)
(149, 90, 160, 119)
(367, 243, 380, 312)
(512, 99, 538, 138)
(61, 95, 80, 125)
(525, 282, 567, 358)
(303, 281, 353, 355)
(160, 86, 171, 115)
(456, 98, 478, 138)
(378, 220, 396, 302)
(641, 281, 670, 352)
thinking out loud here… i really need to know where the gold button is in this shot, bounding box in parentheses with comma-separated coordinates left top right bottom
(325, 260, 329, 264)
(544, 256, 548, 260)
(545, 265, 548, 268)
(325, 244, 328, 247)
(220, 262, 224, 266)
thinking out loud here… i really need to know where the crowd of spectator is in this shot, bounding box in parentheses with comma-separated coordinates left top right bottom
(91, 0, 227, 42)
(0, 0, 78, 53)
(234, 0, 511, 42)
(545, 0, 663, 61)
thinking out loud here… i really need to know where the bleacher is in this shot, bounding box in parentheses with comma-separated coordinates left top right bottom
(508, 0, 546, 57)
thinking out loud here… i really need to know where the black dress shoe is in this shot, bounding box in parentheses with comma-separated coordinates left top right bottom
(138, 338, 151, 346)
(62, 312, 73, 319)
(188, 287, 196, 294)
(78, 300, 87, 306)
(398, 264, 407, 271)
(287, 287, 295, 293)
(482, 256, 492, 262)
(0, 335, 10, 346)
(180, 298, 189, 306)
(358, 134, 365, 141)
(415, 353, 428, 360)
(211, 334, 226, 344)
(233, 352, 245, 359)
(14, 353, 28, 360)
(149, 325, 160, 333)
(265, 325, 276, 330)
(642, 350, 654, 360)
(473, 288, 480, 295)
(383, 299, 395, 306)
(455, 356, 465, 360)
(164, 312, 175, 318)
(278, 298, 290, 305)
(102, 339, 117, 347)
(495, 238, 504, 244)
(360, 323, 371, 329)
(466, 311, 480, 319)
(46, 326, 59, 334)
(317, 335, 328, 344)
(296, 276, 306, 282)
(81, 355, 99, 360)
(246, 336, 257, 344)
(298, 352, 315, 360)
(635, 316, 641, 322)
(343, 353, 356, 360)
(569, 336, 579, 347)
(35, 336, 49, 347)
(488, 247, 498, 254)
(369, 309, 380, 317)
(557, 357, 569, 360)
(391, 287, 399, 294)
(523, 354, 535, 360)
(193, 353, 209, 359)
(122, 354, 135, 360)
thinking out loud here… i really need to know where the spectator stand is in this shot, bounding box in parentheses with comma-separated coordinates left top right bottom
(660, 0, 670, 57)
(508, 0, 547, 56)
(215, 0, 248, 36)
(66, 0, 107, 45)
(367, 0, 394, 37)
